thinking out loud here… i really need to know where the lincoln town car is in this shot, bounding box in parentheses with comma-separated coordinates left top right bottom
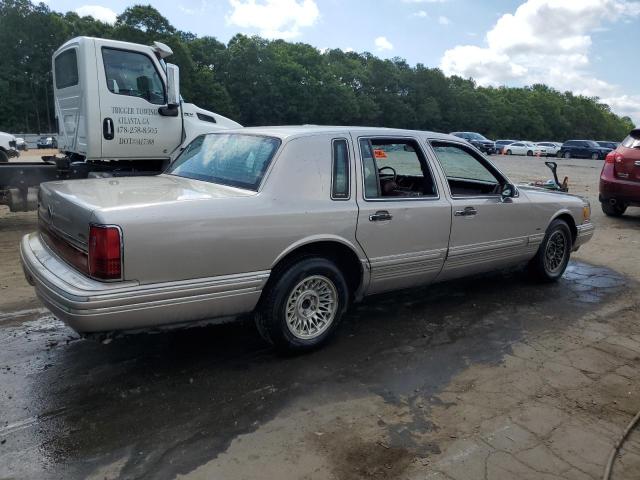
(21, 126, 594, 352)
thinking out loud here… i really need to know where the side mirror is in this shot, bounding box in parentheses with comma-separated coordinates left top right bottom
(166, 63, 180, 106)
(159, 63, 180, 117)
(501, 183, 516, 201)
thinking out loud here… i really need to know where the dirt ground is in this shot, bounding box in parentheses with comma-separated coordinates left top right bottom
(0, 155, 639, 480)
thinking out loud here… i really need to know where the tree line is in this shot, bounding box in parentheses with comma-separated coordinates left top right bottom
(0, 0, 635, 141)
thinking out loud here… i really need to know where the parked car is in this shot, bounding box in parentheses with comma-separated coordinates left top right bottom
(558, 140, 610, 160)
(599, 129, 640, 217)
(536, 142, 562, 157)
(21, 127, 594, 352)
(495, 139, 518, 154)
(15, 137, 28, 151)
(0, 131, 19, 162)
(37, 136, 58, 149)
(596, 141, 619, 151)
(504, 141, 546, 156)
(450, 131, 496, 155)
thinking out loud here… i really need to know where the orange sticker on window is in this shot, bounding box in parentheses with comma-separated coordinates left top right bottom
(373, 149, 388, 159)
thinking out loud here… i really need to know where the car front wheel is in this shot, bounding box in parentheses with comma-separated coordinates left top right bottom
(506, 149, 512, 155)
(528, 219, 572, 282)
(563, 151, 571, 159)
(255, 257, 349, 353)
(0, 150, 8, 163)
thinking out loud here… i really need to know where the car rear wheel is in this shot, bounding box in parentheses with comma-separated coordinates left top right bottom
(506, 149, 512, 155)
(0, 150, 8, 163)
(591, 152, 599, 160)
(563, 152, 571, 159)
(601, 201, 627, 217)
(528, 219, 572, 282)
(255, 257, 348, 353)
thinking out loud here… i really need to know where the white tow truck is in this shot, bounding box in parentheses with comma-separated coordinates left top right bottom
(0, 36, 241, 212)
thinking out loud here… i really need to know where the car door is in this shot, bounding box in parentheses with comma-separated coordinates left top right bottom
(95, 39, 182, 160)
(426, 140, 537, 281)
(354, 135, 451, 295)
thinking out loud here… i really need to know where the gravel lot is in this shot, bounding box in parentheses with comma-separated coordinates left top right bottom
(0, 154, 639, 480)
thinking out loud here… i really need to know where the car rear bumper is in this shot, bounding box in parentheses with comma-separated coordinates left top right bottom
(600, 168, 640, 204)
(20, 233, 268, 333)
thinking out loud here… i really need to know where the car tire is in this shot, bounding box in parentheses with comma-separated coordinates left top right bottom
(255, 256, 349, 353)
(526, 150, 533, 156)
(528, 219, 572, 283)
(563, 152, 571, 159)
(0, 150, 8, 163)
(506, 149, 512, 155)
(601, 201, 627, 217)
(591, 152, 599, 160)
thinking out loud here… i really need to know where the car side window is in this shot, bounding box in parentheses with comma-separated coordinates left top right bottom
(102, 48, 166, 105)
(331, 138, 350, 200)
(431, 141, 503, 197)
(359, 138, 437, 199)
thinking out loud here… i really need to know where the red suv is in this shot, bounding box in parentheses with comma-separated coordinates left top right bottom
(600, 129, 640, 216)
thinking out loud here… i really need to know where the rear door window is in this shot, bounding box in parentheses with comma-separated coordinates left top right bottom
(359, 138, 437, 199)
(55, 49, 79, 89)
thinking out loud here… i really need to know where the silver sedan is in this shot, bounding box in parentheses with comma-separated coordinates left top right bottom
(21, 126, 594, 352)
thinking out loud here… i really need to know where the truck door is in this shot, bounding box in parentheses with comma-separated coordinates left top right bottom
(96, 41, 182, 160)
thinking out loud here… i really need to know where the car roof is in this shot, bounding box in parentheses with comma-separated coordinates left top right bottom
(221, 125, 461, 142)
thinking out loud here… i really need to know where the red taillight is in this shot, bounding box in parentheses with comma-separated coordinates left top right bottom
(605, 151, 616, 164)
(605, 151, 623, 164)
(89, 225, 122, 280)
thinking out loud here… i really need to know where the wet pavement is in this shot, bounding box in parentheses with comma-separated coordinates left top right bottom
(0, 261, 630, 479)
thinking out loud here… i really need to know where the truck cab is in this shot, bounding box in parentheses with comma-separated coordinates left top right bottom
(54, 36, 240, 163)
(0, 37, 241, 212)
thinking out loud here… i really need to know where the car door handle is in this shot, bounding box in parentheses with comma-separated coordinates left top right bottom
(369, 210, 393, 222)
(454, 206, 478, 217)
(103, 118, 114, 140)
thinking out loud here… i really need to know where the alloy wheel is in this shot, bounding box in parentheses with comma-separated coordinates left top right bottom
(285, 275, 338, 340)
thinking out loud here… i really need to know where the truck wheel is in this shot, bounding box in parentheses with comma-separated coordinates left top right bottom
(601, 201, 626, 217)
(0, 150, 8, 163)
(255, 257, 349, 353)
(528, 219, 572, 282)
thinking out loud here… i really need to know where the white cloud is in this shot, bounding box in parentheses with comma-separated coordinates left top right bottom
(438, 15, 450, 25)
(439, 0, 640, 122)
(412, 10, 429, 18)
(226, 0, 319, 39)
(75, 5, 117, 24)
(374, 36, 394, 51)
(344, 47, 355, 53)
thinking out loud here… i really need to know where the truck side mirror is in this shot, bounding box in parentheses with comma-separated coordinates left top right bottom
(166, 63, 180, 106)
(159, 63, 180, 117)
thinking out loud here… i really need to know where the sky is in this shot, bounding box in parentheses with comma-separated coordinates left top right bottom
(44, 0, 640, 124)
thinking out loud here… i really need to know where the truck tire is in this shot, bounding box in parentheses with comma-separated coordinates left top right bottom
(0, 150, 8, 163)
(601, 201, 626, 217)
(528, 219, 572, 283)
(255, 257, 349, 353)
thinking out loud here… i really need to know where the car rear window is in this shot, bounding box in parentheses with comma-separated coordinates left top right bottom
(167, 134, 281, 191)
(621, 133, 640, 149)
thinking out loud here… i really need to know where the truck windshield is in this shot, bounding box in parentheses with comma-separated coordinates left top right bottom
(167, 134, 281, 191)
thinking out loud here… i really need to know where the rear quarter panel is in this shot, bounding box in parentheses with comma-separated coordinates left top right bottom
(91, 134, 363, 284)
